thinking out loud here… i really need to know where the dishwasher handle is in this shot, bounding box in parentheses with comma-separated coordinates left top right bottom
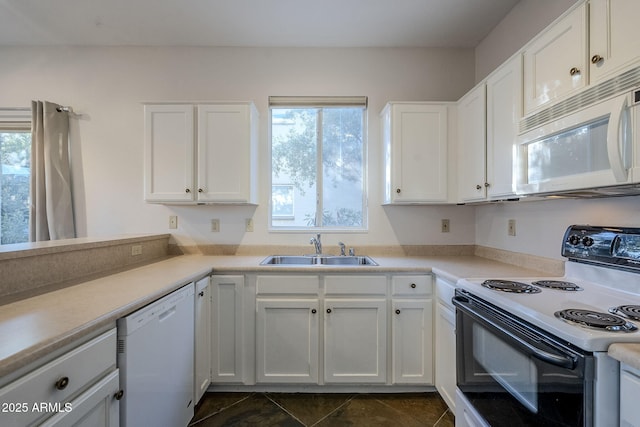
(158, 306, 176, 322)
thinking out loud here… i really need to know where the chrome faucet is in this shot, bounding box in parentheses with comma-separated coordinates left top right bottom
(310, 234, 322, 255)
(338, 242, 346, 256)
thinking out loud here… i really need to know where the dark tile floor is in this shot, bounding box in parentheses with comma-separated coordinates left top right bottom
(190, 392, 455, 427)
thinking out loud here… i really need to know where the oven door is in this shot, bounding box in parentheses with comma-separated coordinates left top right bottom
(453, 290, 594, 427)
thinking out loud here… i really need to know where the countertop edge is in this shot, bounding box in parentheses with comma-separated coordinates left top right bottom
(609, 343, 640, 370)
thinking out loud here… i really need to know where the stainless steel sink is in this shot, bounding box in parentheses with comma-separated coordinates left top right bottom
(260, 255, 377, 266)
(318, 256, 378, 266)
(260, 255, 317, 265)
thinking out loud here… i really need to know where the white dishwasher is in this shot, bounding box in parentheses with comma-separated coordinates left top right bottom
(117, 283, 195, 427)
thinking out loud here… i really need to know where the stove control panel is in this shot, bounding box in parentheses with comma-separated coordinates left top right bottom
(562, 225, 640, 271)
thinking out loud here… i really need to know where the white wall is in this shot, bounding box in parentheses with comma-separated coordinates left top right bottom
(474, 0, 640, 260)
(0, 46, 476, 248)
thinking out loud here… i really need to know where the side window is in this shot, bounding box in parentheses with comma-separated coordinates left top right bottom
(0, 127, 31, 244)
(269, 97, 367, 230)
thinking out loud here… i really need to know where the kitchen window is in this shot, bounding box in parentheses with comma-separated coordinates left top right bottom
(269, 96, 367, 230)
(0, 117, 31, 245)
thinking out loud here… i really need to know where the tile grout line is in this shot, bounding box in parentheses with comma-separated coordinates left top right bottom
(309, 394, 357, 427)
(433, 408, 452, 427)
(263, 393, 309, 426)
(189, 393, 255, 426)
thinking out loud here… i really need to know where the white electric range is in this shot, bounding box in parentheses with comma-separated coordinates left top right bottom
(453, 225, 640, 427)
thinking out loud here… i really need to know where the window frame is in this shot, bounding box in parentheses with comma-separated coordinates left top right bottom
(268, 97, 368, 233)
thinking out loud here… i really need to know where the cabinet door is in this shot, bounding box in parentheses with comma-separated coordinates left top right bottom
(144, 104, 195, 202)
(324, 299, 387, 383)
(194, 277, 211, 402)
(392, 299, 433, 385)
(382, 103, 449, 203)
(211, 275, 244, 383)
(523, 4, 587, 114)
(457, 84, 487, 202)
(40, 370, 120, 427)
(486, 56, 521, 199)
(435, 300, 457, 413)
(256, 299, 319, 383)
(197, 104, 258, 203)
(590, 0, 640, 84)
(621, 363, 640, 427)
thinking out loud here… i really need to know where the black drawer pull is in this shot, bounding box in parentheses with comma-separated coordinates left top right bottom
(55, 376, 69, 391)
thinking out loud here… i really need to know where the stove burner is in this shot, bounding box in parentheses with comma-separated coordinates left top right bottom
(481, 279, 541, 294)
(555, 308, 638, 332)
(609, 305, 640, 321)
(531, 280, 583, 291)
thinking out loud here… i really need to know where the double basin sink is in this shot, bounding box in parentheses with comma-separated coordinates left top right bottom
(260, 255, 378, 266)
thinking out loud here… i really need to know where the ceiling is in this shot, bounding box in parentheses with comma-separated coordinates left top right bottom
(0, 0, 520, 48)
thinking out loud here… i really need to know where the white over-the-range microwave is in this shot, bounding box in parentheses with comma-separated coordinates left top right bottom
(515, 78, 640, 197)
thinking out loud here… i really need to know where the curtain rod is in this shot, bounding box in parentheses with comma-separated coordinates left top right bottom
(1, 106, 74, 113)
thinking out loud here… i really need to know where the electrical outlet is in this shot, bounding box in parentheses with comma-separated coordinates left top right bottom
(211, 219, 220, 232)
(508, 219, 516, 236)
(169, 215, 178, 229)
(246, 218, 254, 232)
(131, 245, 142, 256)
(441, 219, 450, 233)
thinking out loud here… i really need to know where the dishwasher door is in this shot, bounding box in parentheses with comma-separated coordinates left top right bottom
(117, 283, 195, 427)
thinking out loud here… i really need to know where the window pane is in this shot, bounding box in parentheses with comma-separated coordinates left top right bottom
(322, 108, 363, 227)
(271, 108, 318, 227)
(0, 131, 31, 244)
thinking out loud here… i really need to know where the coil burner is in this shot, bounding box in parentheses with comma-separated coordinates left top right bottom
(481, 280, 541, 294)
(531, 280, 583, 291)
(555, 308, 638, 332)
(609, 305, 640, 321)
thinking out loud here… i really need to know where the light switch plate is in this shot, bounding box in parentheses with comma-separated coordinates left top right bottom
(508, 219, 516, 236)
(169, 215, 178, 229)
(211, 219, 220, 232)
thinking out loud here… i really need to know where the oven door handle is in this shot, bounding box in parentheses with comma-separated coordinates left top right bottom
(453, 296, 577, 370)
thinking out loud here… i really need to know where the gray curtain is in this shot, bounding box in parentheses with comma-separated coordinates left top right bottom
(30, 101, 75, 241)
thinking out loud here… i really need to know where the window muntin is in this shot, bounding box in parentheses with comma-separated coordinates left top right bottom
(270, 100, 366, 230)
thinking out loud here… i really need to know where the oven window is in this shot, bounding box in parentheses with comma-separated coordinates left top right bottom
(473, 323, 538, 413)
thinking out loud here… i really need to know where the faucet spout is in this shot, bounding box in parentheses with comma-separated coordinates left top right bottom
(310, 234, 322, 255)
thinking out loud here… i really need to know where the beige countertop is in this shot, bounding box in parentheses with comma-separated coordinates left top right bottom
(0, 254, 556, 380)
(609, 343, 640, 370)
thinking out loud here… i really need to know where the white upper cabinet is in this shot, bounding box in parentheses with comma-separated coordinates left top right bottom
(144, 102, 258, 204)
(589, 0, 640, 84)
(197, 104, 258, 203)
(485, 55, 522, 199)
(381, 103, 449, 204)
(457, 84, 487, 203)
(523, 3, 588, 115)
(144, 104, 195, 202)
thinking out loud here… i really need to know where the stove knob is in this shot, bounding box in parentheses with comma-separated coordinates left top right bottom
(568, 234, 581, 245)
(582, 236, 594, 247)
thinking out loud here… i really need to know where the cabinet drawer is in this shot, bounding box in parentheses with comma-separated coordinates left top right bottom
(324, 276, 387, 295)
(0, 328, 116, 427)
(257, 275, 320, 295)
(392, 275, 432, 296)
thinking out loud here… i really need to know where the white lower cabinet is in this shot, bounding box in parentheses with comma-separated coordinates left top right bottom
(620, 362, 640, 427)
(194, 276, 211, 402)
(0, 328, 119, 427)
(324, 298, 387, 384)
(40, 370, 120, 427)
(253, 273, 433, 387)
(392, 299, 433, 384)
(391, 275, 434, 385)
(256, 299, 320, 383)
(211, 275, 244, 383)
(435, 276, 457, 413)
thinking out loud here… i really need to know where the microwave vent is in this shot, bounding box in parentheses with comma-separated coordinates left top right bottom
(520, 65, 640, 133)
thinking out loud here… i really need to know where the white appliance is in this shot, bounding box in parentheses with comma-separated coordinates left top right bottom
(454, 225, 640, 427)
(117, 283, 195, 427)
(516, 84, 640, 197)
